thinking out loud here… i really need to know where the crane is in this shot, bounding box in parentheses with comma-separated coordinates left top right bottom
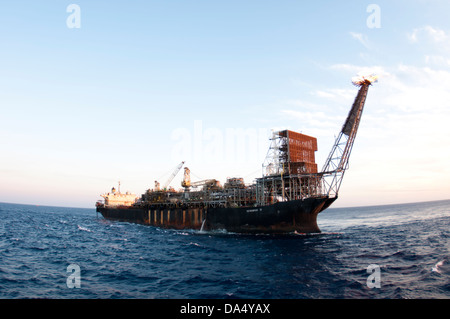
(161, 161, 185, 190)
(181, 167, 191, 188)
(181, 167, 220, 190)
(321, 74, 378, 198)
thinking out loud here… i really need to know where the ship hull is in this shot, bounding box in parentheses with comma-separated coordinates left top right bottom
(96, 196, 337, 234)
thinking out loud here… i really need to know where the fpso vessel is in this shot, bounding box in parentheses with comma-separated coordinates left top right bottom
(96, 75, 377, 233)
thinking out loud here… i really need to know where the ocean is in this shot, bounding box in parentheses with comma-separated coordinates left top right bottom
(0, 200, 449, 300)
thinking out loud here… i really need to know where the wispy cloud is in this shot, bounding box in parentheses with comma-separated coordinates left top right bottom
(280, 108, 341, 138)
(338, 62, 450, 155)
(312, 88, 356, 101)
(407, 25, 450, 68)
(280, 99, 343, 135)
(425, 55, 450, 67)
(350, 32, 371, 49)
(329, 62, 450, 115)
(408, 25, 448, 43)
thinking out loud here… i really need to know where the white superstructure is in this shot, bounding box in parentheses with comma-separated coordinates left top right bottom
(100, 183, 137, 207)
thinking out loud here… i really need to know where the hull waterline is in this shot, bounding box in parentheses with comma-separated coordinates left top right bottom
(96, 196, 337, 234)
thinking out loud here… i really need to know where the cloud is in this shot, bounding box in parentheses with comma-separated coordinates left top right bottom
(317, 88, 357, 100)
(289, 62, 450, 205)
(408, 25, 448, 43)
(280, 99, 344, 136)
(313, 90, 335, 99)
(425, 55, 450, 67)
(406, 26, 450, 69)
(350, 32, 371, 49)
(329, 62, 450, 117)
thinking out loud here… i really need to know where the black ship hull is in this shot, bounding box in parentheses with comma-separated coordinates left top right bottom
(96, 196, 337, 234)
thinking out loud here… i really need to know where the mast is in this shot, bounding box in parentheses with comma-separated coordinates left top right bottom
(321, 74, 378, 197)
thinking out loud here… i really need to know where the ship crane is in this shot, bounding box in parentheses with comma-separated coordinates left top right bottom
(190, 179, 218, 189)
(181, 167, 218, 190)
(321, 74, 378, 197)
(160, 161, 185, 191)
(181, 167, 191, 189)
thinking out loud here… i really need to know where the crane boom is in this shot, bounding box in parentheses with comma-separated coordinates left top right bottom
(321, 75, 377, 197)
(190, 179, 218, 188)
(163, 161, 185, 190)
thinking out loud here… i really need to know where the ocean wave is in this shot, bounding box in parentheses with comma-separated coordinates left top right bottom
(1, 200, 449, 299)
(432, 258, 449, 274)
(77, 225, 92, 232)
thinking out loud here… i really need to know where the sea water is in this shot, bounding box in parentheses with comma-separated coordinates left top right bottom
(0, 200, 449, 299)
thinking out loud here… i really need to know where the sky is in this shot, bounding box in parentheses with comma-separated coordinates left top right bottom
(1, 1, 450, 208)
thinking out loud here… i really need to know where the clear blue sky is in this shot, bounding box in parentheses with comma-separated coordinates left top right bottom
(1, 1, 450, 208)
